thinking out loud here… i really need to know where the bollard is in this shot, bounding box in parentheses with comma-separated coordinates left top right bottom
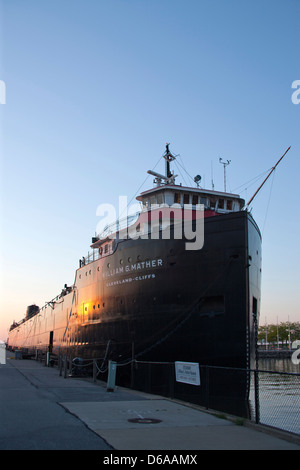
(107, 360, 117, 392)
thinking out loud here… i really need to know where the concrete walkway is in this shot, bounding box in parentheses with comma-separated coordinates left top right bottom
(1, 353, 299, 450)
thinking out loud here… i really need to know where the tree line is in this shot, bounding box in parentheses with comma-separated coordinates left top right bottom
(258, 321, 300, 347)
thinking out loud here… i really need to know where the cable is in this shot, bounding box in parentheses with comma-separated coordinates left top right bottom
(118, 257, 234, 365)
(233, 168, 272, 194)
(175, 156, 195, 186)
(117, 154, 164, 222)
(262, 169, 276, 235)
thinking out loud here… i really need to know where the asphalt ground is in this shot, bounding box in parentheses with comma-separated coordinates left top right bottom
(0, 352, 299, 457)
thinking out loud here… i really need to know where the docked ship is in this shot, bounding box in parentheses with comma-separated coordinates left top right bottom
(8, 143, 276, 413)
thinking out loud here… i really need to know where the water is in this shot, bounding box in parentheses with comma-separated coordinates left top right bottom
(259, 357, 300, 374)
(249, 358, 300, 435)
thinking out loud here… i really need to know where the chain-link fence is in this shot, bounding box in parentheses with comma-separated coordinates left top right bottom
(249, 369, 300, 434)
(54, 354, 299, 436)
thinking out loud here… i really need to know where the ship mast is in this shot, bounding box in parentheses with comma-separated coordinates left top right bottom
(147, 143, 178, 186)
(245, 146, 291, 208)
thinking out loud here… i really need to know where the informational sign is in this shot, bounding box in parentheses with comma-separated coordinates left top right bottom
(107, 360, 117, 392)
(0, 341, 6, 365)
(175, 361, 200, 386)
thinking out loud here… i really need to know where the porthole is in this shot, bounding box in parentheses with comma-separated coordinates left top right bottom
(128, 256, 132, 263)
(89, 270, 91, 275)
(137, 255, 141, 261)
(120, 259, 123, 265)
(107, 263, 110, 268)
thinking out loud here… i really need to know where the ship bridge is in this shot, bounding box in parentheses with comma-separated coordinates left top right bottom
(83, 144, 245, 266)
(136, 184, 244, 214)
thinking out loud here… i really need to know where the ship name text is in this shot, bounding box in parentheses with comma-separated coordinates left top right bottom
(103, 258, 163, 278)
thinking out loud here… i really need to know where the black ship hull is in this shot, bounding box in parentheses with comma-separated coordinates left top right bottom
(8, 210, 261, 415)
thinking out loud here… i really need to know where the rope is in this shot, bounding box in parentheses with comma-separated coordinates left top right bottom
(117, 154, 164, 221)
(118, 256, 234, 365)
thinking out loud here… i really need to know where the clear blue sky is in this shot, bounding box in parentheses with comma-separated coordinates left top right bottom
(0, 0, 299, 340)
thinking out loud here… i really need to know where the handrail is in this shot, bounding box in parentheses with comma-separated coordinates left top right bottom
(97, 211, 140, 240)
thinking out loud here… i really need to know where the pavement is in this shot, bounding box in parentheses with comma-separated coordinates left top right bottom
(0, 352, 299, 451)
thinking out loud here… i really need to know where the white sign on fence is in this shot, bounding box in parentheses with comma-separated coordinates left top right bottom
(175, 361, 200, 386)
(0, 341, 6, 365)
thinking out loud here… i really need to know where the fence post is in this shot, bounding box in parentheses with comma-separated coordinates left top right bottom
(64, 355, 67, 378)
(130, 341, 135, 389)
(169, 363, 175, 398)
(93, 359, 97, 383)
(254, 369, 260, 424)
(59, 355, 63, 376)
(253, 311, 260, 424)
(205, 366, 210, 409)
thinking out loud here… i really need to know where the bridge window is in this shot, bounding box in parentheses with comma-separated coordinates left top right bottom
(157, 193, 164, 204)
(192, 194, 198, 205)
(227, 200, 233, 210)
(218, 199, 224, 209)
(183, 194, 190, 204)
(150, 195, 156, 206)
(210, 198, 216, 209)
(174, 193, 181, 204)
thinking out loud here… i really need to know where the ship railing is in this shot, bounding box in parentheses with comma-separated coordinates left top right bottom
(97, 211, 141, 240)
(80, 247, 111, 266)
(38, 285, 75, 312)
(80, 211, 141, 267)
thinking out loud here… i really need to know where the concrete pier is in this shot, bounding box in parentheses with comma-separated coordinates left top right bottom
(0, 352, 299, 451)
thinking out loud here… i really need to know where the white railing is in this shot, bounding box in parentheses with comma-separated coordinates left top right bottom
(98, 211, 140, 239)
